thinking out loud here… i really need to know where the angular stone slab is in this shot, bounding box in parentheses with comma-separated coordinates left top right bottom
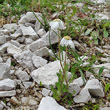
(0, 90, 16, 97)
(0, 59, 11, 80)
(31, 60, 71, 88)
(14, 50, 35, 71)
(0, 78, 15, 91)
(74, 75, 104, 103)
(29, 30, 58, 52)
(38, 96, 67, 110)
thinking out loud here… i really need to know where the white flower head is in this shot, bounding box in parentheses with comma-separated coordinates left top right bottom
(60, 36, 75, 49)
(49, 19, 66, 30)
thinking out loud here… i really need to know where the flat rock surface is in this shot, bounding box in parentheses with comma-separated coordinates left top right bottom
(0, 90, 16, 97)
(31, 60, 62, 88)
(38, 96, 67, 110)
(0, 59, 11, 80)
(32, 55, 47, 68)
(14, 50, 35, 71)
(0, 78, 15, 91)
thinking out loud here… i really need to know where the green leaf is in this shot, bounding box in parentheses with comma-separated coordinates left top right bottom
(79, 69, 86, 85)
(91, 30, 99, 38)
(103, 21, 110, 28)
(85, 28, 93, 36)
(40, 81, 42, 86)
(72, 6, 77, 16)
(98, 66, 105, 79)
(64, 64, 68, 72)
(103, 29, 109, 38)
(94, 39, 98, 45)
(105, 83, 110, 93)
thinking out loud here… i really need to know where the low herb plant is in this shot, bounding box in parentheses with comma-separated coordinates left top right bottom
(51, 42, 96, 104)
(51, 45, 76, 104)
(82, 102, 99, 110)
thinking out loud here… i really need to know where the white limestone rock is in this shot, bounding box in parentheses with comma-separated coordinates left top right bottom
(37, 29, 46, 37)
(95, 13, 109, 20)
(92, 63, 110, 75)
(34, 47, 49, 57)
(103, 45, 110, 49)
(32, 55, 47, 68)
(23, 82, 32, 89)
(14, 28, 22, 34)
(0, 42, 12, 53)
(0, 58, 11, 79)
(10, 96, 21, 105)
(95, 47, 104, 53)
(31, 60, 71, 88)
(29, 39, 46, 52)
(0, 78, 15, 91)
(17, 36, 25, 43)
(3, 23, 18, 33)
(11, 33, 22, 40)
(29, 99, 37, 106)
(92, 63, 110, 70)
(0, 90, 16, 97)
(0, 29, 9, 35)
(25, 23, 35, 28)
(34, 12, 43, 33)
(74, 89, 91, 103)
(29, 30, 59, 52)
(69, 77, 86, 96)
(74, 75, 104, 103)
(10, 28, 22, 40)
(10, 70, 15, 75)
(10, 40, 20, 47)
(14, 50, 35, 71)
(26, 12, 42, 23)
(38, 96, 67, 110)
(20, 26, 38, 40)
(21, 97, 29, 105)
(4, 34, 10, 41)
(0, 34, 6, 45)
(100, 57, 110, 63)
(18, 12, 42, 24)
(7, 44, 22, 55)
(42, 88, 51, 96)
(0, 57, 3, 63)
(86, 71, 92, 78)
(73, 40, 86, 52)
(35, 19, 41, 33)
(73, 77, 86, 87)
(18, 15, 28, 24)
(91, 0, 105, 4)
(100, 107, 110, 110)
(69, 83, 81, 96)
(74, 3, 84, 8)
(15, 69, 30, 81)
(0, 103, 4, 110)
(25, 38, 33, 45)
(84, 76, 104, 97)
(103, 73, 110, 78)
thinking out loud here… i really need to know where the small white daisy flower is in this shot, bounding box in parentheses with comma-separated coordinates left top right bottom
(49, 19, 66, 30)
(60, 36, 75, 49)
